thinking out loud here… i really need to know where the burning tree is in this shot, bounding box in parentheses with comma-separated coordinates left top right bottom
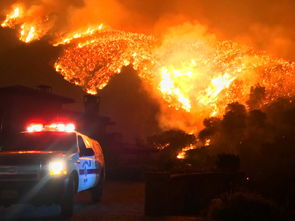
(147, 129, 196, 170)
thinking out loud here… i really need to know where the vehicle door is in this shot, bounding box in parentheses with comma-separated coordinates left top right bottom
(90, 140, 104, 184)
(77, 135, 96, 191)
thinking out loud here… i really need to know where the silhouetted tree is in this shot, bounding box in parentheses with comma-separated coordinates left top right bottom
(246, 85, 266, 110)
(195, 95, 295, 214)
(199, 117, 221, 143)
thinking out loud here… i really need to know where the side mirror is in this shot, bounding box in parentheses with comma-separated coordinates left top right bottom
(81, 148, 95, 157)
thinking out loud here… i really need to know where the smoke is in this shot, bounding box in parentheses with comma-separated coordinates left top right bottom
(52, 18, 295, 135)
(1, 0, 295, 141)
(118, 0, 295, 60)
(99, 66, 160, 142)
(0, 0, 85, 39)
(2, 1, 295, 59)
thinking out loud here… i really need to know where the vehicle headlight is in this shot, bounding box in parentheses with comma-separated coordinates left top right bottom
(48, 159, 67, 176)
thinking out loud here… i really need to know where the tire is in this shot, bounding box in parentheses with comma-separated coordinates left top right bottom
(60, 176, 76, 218)
(91, 170, 104, 203)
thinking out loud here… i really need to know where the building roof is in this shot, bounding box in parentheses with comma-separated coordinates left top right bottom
(0, 85, 74, 104)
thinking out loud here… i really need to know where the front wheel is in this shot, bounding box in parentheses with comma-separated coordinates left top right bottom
(60, 176, 76, 218)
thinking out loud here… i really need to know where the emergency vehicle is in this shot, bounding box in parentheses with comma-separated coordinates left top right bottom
(0, 122, 105, 218)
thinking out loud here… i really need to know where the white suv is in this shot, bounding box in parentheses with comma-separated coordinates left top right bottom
(0, 123, 105, 218)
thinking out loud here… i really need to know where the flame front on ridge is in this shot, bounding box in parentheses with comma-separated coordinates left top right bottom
(1, 4, 24, 28)
(1, 4, 295, 133)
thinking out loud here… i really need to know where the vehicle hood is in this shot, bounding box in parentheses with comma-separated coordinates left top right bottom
(0, 150, 66, 165)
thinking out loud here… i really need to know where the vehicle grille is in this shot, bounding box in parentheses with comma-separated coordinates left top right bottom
(0, 165, 40, 181)
(0, 158, 41, 166)
(0, 174, 38, 180)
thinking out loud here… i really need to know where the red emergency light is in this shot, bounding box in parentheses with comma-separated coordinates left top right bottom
(26, 123, 76, 133)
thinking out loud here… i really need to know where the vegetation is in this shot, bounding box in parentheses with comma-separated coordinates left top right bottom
(147, 129, 196, 170)
(207, 192, 281, 221)
(148, 85, 295, 218)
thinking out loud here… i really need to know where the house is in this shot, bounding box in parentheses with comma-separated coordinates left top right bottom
(0, 85, 113, 145)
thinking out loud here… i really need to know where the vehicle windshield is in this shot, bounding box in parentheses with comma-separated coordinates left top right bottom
(2, 132, 77, 152)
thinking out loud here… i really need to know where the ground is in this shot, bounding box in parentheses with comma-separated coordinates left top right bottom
(0, 181, 204, 221)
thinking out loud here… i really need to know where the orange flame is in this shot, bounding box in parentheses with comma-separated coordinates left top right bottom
(19, 24, 39, 43)
(53, 24, 105, 47)
(177, 144, 197, 159)
(2, 4, 295, 132)
(159, 64, 193, 112)
(54, 28, 155, 95)
(1, 4, 24, 28)
(51, 24, 295, 131)
(1, 4, 48, 43)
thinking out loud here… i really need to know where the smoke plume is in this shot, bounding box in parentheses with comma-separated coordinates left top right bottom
(2, 1, 295, 59)
(1, 0, 295, 139)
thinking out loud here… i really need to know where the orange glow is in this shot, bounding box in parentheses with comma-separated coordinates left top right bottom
(49, 170, 67, 176)
(159, 65, 193, 112)
(1, 5, 24, 28)
(20, 24, 39, 43)
(198, 74, 237, 116)
(177, 152, 186, 159)
(53, 24, 105, 46)
(177, 144, 197, 159)
(9, 151, 54, 154)
(54, 29, 154, 94)
(1, 4, 49, 43)
(87, 89, 98, 95)
(155, 143, 170, 151)
(205, 139, 211, 146)
(52, 24, 295, 134)
(2, 2, 295, 133)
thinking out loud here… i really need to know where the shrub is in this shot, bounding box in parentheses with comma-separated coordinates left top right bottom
(207, 192, 281, 221)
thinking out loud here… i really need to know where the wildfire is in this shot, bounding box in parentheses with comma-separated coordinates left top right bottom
(52, 24, 256, 118)
(87, 89, 98, 95)
(176, 138, 210, 159)
(58, 25, 295, 133)
(177, 144, 197, 159)
(205, 139, 211, 146)
(1, 5, 23, 28)
(159, 64, 193, 112)
(53, 24, 105, 46)
(0, 3, 50, 43)
(20, 24, 39, 43)
(199, 73, 237, 116)
(54, 28, 155, 94)
(2, 4, 295, 133)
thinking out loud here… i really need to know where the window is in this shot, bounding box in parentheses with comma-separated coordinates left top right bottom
(4, 132, 77, 152)
(78, 136, 87, 155)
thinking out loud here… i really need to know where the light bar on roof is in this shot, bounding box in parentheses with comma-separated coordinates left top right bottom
(27, 124, 43, 132)
(26, 123, 75, 133)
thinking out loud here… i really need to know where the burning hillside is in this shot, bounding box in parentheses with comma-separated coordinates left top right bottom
(1, 1, 295, 133)
(51, 24, 295, 132)
(54, 26, 155, 95)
